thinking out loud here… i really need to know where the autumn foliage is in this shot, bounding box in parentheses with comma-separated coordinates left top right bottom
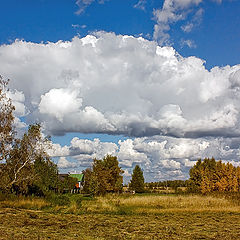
(189, 158, 240, 194)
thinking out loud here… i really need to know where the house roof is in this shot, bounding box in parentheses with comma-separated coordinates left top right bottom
(70, 173, 84, 182)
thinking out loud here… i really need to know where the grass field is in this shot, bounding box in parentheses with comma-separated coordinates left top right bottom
(0, 194, 240, 239)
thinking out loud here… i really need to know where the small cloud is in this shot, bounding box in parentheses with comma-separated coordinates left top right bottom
(153, 0, 203, 45)
(180, 39, 197, 48)
(181, 8, 204, 33)
(72, 24, 87, 29)
(75, 0, 94, 15)
(134, 0, 147, 11)
(183, 159, 197, 167)
(181, 23, 194, 33)
(75, 0, 108, 15)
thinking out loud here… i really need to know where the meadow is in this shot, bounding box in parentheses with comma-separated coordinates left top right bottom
(0, 193, 240, 239)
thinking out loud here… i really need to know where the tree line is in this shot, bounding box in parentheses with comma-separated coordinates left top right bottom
(145, 180, 188, 190)
(144, 158, 240, 194)
(189, 158, 240, 194)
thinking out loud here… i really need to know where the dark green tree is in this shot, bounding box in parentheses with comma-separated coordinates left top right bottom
(83, 155, 123, 195)
(32, 155, 59, 195)
(129, 165, 145, 193)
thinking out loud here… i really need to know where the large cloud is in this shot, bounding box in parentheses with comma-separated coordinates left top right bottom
(0, 33, 239, 139)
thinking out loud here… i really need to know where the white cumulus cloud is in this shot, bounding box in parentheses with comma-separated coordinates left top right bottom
(0, 33, 240, 139)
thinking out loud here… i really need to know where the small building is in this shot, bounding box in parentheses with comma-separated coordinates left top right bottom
(58, 173, 84, 193)
(69, 173, 84, 191)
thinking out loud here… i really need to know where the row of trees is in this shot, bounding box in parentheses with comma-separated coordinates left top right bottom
(145, 180, 188, 190)
(189, 158, 240, 194)
(83, 161, 145, 194)
(144, 159, 240, 194)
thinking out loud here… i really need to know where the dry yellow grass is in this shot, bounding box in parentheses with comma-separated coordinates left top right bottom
(1, 194, 240, 239)
(0, 197, 49, 209)
(82, 194, 240, 214)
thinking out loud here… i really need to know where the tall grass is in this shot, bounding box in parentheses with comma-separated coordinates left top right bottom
(82, 194, 240, 214)
(0, 193, 83, 211)
(0, 196, 49, 209)
(1, 192, 240, 214)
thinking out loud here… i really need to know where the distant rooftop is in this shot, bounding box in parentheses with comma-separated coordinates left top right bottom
(69, 173, 84, 182)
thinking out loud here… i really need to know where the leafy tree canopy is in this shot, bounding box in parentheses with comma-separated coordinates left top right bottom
(83, 155, 123, 195)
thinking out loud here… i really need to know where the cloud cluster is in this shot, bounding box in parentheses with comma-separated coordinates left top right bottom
(0, 33, 240, 140)
(48, 135, 240, 181)
(74, 0, 230, 47)
(153, 0, 203, 45)
(0, 33, 239, 180)
(152, 0, 228, 45)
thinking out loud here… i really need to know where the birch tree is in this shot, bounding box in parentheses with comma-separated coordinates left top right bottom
(0, 76, 15, 163)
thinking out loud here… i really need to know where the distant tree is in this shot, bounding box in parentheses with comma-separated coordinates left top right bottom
(129, 165, 145, 193)
(83, 155, 123, 195)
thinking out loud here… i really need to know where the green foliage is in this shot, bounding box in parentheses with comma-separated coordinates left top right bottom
(189, 158, 240, 193)
(83, 155, 123, 195)
(0, 78, 59, 195)
(47, 194, 71, 206)
(129, 165, 145, 193)
(32, 155, 59, 195)
(2, 124, 57, 195)
(58, 176, 78, 193)
(82, 168, 92, 194)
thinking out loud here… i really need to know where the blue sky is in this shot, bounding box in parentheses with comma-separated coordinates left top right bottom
(1, 0, 239, 69)
(0, 0, 240, 181)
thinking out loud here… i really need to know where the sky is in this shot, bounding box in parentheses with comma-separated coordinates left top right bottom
(0, 0, 240, 182)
